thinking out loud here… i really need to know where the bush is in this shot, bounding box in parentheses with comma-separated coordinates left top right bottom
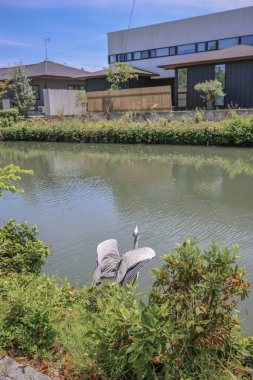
(0, 273, 73, 357)
(0, 219, 51, 274)
(60, 240, 252, 379)
(0, 115, 252, 146)
(0, 108, 19, 127)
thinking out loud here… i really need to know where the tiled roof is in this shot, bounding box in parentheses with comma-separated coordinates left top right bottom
(0, 61, 89, 80)
(74, 66, 159, 79)
(159, 45, 253, 69)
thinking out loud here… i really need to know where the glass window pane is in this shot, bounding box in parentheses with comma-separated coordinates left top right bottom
(169, 46, 176, 55)
(150, 49, 156, 58)
(197, 42, 206, 52)
(178, 44, 195, 55)
(178, 68, 187, 92)
(178, 93, 187, 108)
(133, 51, 141, 60)
(119, 54, 126, 62)
(215, 95, 225, 106)
(241, 35, 253, 45)
(218, 37, 238, 49)
(156, 47, 169, 57)
(215, 64, 226, 88)
(32, 85, 40, 100)
(126, 53, 132, 61)
(109, 55, 117, 64)
(207, 41, 217, 50)
(141, 50, 149, 59)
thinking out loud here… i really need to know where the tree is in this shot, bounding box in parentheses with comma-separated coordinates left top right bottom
(0, 79, 12, 100)
(76, 90, 88, 115)
(194, 80, 225, 110)
(0, 164, 33, 196)
(10, 64, 36, 117)
(106, 62, 138, 91)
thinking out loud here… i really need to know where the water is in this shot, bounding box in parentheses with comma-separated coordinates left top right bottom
(0, 141, 253, 333)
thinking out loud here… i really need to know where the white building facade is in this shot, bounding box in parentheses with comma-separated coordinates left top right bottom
(107, 6, 253, 78)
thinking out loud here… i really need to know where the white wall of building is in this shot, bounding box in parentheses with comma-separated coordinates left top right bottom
(107, 6, 253, 77)
(43, 89, 84, 116)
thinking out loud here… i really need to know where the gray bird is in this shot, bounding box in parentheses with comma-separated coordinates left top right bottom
(93, 226, 155, 286)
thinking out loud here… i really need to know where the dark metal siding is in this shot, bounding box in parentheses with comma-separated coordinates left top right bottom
(187, 65, 214, 109)
(225, 61, 253, 108)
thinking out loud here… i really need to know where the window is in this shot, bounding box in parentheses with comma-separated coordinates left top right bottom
(215, 64, 226, 106)
(207, 40, 217, 51)
(218, 37, 238, 49)
(141, 50, 149, 59)
(169, 46, 176, 55)
(68, 85, 85, 90)
(119, 53, 127, 62)
(241, 35, 253, 45)
(197, 42, 206, 52)
(156, 47, 169, 57)
(109, 55, 117, 64)
(133, 51, 141, 60)
(178, 68, 187, 92)
(150, 49, 156, 58)
(177, 68, 187, 108)
(126, 53, 132, 61)
(178, 44, 195, 55)
(31, 85, 40, 100)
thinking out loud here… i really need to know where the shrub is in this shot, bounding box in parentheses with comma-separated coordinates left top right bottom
(194, 110, 204, 123)
(0, 108, 19, 121)
(0, 219, 51, 274)
(194, 80, 225, 110)
(0, 273, 72, 357)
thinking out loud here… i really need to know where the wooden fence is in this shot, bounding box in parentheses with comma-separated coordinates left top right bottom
(87, 85, 172, 113)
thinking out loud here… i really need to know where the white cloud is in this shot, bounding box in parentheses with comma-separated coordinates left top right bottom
(0, 38, 31, 46)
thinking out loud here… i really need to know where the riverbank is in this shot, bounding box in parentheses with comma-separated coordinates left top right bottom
(0, 112, 252, 146)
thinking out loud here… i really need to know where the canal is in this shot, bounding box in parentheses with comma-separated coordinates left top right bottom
(0, 141, 253, 333)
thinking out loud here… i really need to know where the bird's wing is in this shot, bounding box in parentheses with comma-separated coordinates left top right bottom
(93, 239, 121, 284)
(117, 247, 155, 284)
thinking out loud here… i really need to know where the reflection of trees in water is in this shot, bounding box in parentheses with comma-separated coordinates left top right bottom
(0, 142, 252, 208)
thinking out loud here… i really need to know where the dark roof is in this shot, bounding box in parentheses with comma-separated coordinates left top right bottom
(74, 66, 159, 79)
(159, 45, 253, 69)
(0, 61, 89, 80)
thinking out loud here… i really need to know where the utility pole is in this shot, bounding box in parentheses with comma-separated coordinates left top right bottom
(42, 38, 50, 61)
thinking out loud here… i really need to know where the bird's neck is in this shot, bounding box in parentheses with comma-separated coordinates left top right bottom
(133, 238, 139, 250)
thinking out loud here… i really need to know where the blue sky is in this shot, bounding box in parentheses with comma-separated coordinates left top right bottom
(0, 0, 252, 71)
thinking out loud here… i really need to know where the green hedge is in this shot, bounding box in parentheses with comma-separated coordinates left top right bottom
(0, 115, 252, 146)
(0, 108, 19, 128)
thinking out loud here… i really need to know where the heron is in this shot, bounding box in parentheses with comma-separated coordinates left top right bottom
(93, 226, 155, 286)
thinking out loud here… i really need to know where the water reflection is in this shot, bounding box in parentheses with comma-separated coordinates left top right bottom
(0, 142, 253, 333)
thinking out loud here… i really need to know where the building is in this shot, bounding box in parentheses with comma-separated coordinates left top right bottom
(107, 6, 253, 109)
(0, 61, 88, 111)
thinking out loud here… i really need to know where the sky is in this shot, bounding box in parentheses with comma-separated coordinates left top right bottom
(0, 0, 253, 71)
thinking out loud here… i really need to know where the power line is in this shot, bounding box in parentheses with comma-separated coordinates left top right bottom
(128, 0, 136, 29)
(124, 0, 136, 53)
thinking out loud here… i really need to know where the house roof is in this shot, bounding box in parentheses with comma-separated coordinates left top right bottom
(159, 45, 253, 69)
(0, 61, 89, 80)
(74, 66, 159, 79)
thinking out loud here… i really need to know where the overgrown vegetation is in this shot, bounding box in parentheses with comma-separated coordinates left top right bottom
(0, 112, 253, 146)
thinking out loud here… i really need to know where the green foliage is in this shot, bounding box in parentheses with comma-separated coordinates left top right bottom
(76, 90, 88, 115)
(10, 64, 35, 117)
(0, 79, 12, 99)
(194, 80, 225, 110)
(106, 62, 138, 91)
(194, 110, 204, 123)
(0, 115, 253, 146)
(0, 108, 19, 128)
(0, 273, 72, 357)
(0, 219, 51, 274)
(0, 163, 33, 196)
